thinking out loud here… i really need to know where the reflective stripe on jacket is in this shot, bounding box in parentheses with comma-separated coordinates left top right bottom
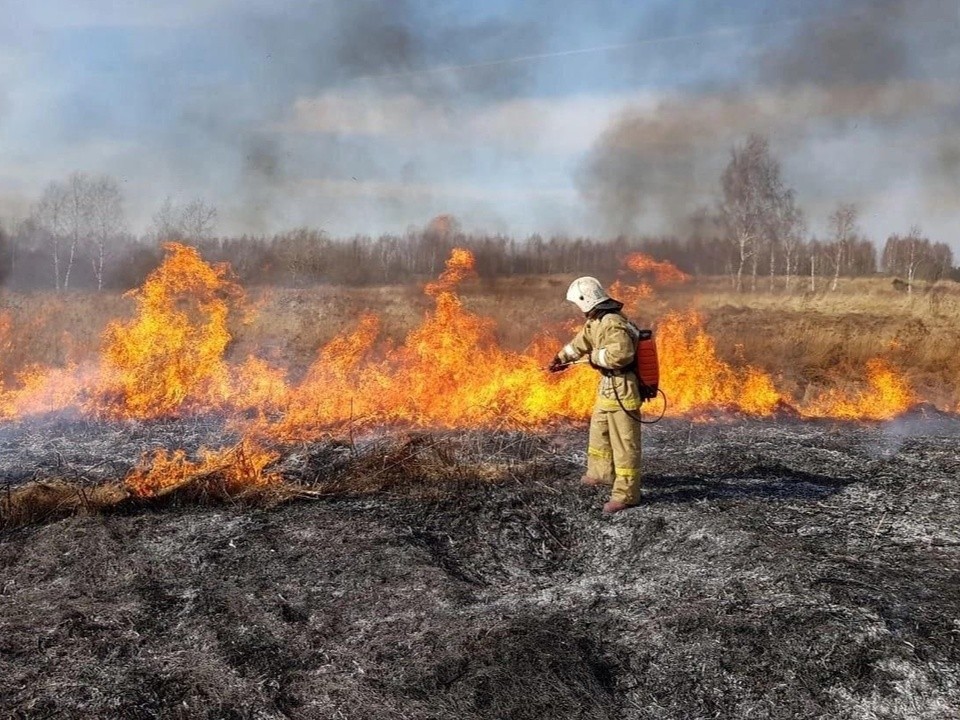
(558, 311, 641, 411)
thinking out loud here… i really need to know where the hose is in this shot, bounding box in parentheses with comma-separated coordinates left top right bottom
(610, 374, 667, 425)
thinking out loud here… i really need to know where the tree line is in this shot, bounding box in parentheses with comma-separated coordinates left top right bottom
(0, 137, 955, 292)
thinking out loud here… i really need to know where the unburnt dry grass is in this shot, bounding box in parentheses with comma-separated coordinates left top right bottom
(1, 415, 959, 719)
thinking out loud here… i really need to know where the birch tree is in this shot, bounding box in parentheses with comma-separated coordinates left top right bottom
(826, 203, 858, 292)
(87, 176, 126, 291)
(881, 227, 949, 294)
(62, 173, 93, 290)
(180, 198, 218, 243)
(32, 181, 70, 291)
(779, 201, 806, 293)
(720, 135, 792, 293)
(150, 196, 217, 244)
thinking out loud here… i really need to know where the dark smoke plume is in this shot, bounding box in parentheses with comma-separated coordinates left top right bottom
(579, 0, 960, 236)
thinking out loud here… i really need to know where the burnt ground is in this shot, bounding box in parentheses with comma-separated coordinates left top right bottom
(1, 415, 960, 719)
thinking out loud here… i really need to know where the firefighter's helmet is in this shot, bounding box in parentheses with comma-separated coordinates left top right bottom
(566, 276, 610, 313)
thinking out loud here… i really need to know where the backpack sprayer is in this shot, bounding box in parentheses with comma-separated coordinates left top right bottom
(550, 329, 666, 424)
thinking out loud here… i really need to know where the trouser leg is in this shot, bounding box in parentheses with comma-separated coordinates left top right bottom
(608, 408, 641, 504)
(586, 407, 615, 485)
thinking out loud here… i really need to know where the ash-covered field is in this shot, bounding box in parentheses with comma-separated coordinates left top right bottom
(2, 415, 960, 719)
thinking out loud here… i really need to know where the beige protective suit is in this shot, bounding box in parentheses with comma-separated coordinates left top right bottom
(557, 311, 642, 505)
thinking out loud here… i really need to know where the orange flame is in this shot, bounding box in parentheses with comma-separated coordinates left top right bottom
(802, 359, 913, 420)
(624, 253, 690, 285)
(124, 439, 280, 498)
(259, 250, 595, 436)
(656, 311, 781, 415)
(95, 243, 243, 419)
(610, 252, 690, 314)
(0, 364, 85, 420)
(0, 244, 922, 433)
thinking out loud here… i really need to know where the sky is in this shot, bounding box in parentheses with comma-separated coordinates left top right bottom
(0, 0, 958, 247)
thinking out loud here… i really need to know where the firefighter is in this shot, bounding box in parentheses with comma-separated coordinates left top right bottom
(549, 277, 642, 514)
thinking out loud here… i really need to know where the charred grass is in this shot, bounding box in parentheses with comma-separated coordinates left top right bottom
(0, 423, 566, 532)
(2, 417, 960, 718)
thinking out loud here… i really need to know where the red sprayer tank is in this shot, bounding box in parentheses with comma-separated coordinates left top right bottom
(635, 329, 659, 401)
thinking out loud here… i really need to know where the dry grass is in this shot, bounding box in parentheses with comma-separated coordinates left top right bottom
(0, 482, 128, 529)
(0, 292, 131, 378)
(678, 277, 960, 407)
(3, 274, 960, 407)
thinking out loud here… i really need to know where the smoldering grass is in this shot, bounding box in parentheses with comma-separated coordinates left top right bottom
(0, 424, 576, 531)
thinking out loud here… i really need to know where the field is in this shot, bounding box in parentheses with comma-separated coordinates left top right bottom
(2, 418, 960, 718)
(2, 257, 960, 718)
(3, 272, 960, 411)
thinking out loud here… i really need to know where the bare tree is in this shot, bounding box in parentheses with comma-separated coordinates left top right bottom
(805, 239, 825, 293)
(87, 176, 126, 291)
(151, 196, 184, 242)
(826, 203, 859, 291)
(32, 181, 70, 291)
(930, 242, 953, 282)
(780, 203, 806, 293)
(422, 214, 461, 275)
(62, 172, 93, 290)
(901, 227, 924, 295)
(845, 238, 878, 277)
(720, 135, 791, 293)
(149, 196, 218, 244)
(765, 188, 805, 292)
(180, 198, 218, 243)
(881, 226, 949, 294)
(274, 228, 327, 286)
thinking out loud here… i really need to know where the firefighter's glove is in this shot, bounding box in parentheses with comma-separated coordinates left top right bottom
(548, 356, 566, 373)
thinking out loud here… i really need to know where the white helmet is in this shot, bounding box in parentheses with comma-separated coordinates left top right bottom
(566, 276, 611, 313)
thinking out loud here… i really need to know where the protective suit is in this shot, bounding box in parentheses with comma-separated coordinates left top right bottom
(552, 277, 642, 512)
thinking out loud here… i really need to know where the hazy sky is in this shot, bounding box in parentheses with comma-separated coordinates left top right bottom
(1, 1, 958, 246)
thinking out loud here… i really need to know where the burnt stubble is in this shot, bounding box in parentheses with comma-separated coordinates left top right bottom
(1, 415, 959, 719)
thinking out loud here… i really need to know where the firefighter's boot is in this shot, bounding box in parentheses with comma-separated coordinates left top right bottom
(602, 500, 632, 514)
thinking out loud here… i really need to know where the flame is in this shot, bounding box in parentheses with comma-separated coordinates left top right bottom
(259, 250, 595, 437)
(656, 311, 781, 415)
(0, 364, 85, 420)
(623, 253, 691, 285)
(264, 312, 382, 440)
(0, 243, 923, 432)
(0, 311, 13, 412)
(608, 279, 654, 311)
(124, 439, 280, 498)
(802, 359, 913, 420)
(96, 243, 243, 419)
(609, 252, 690, 312)
(230, 355, 289, 417)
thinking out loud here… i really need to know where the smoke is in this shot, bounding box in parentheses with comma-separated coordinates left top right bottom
(148, 1, 542, 235)
(937, 139, 960, 182)
(7, 1, 959, 240)
(237, 136, 285, 235)
(763, 2, 909, 89)
(578, 0, 960, 237)
(576, 103, 709, 236)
